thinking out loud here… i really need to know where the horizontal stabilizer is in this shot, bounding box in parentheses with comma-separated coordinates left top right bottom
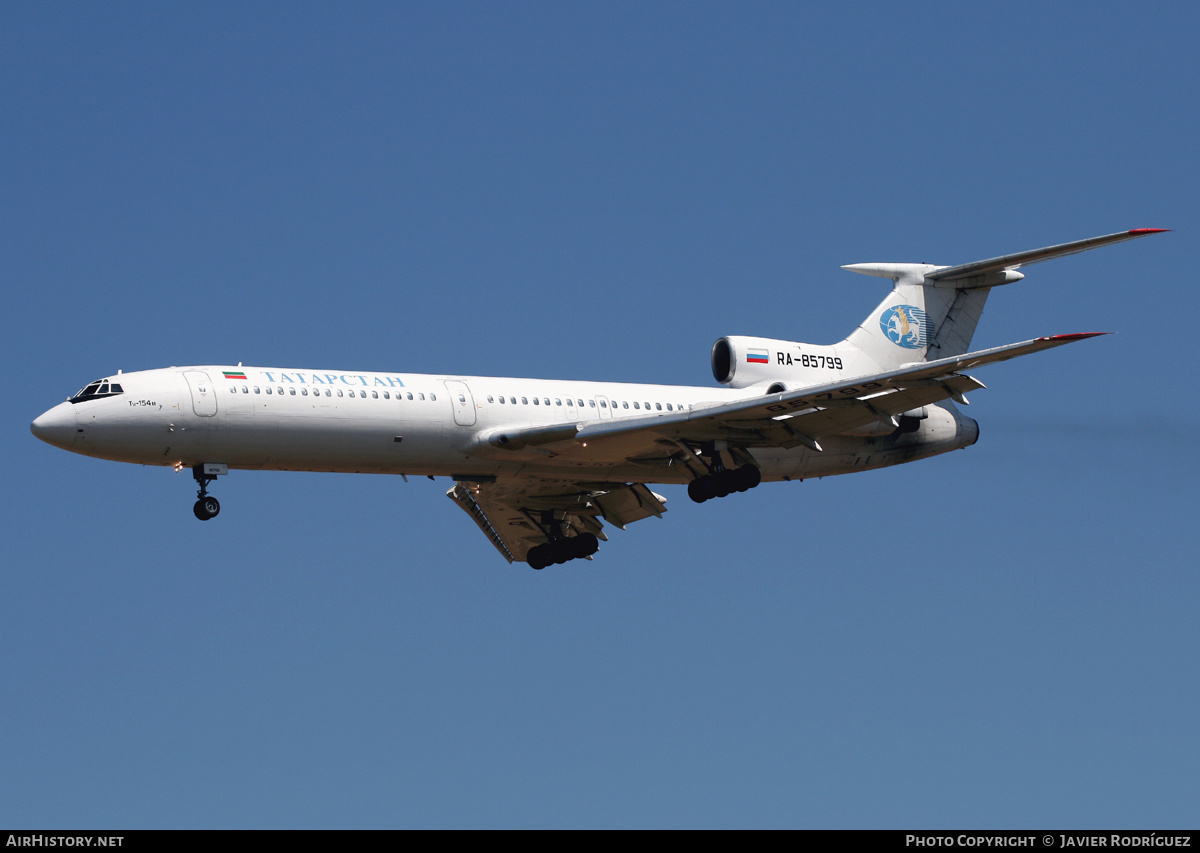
(927, 229, 1168, 282)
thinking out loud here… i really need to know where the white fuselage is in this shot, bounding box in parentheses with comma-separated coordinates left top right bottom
(32, 365, 977, 486)
(29, 229, 1160, 566)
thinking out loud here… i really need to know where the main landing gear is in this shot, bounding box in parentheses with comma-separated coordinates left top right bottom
(687, 443, 761, 503)
(192, 463, 224, 521)
(526, 511, 600, 570)
(527, 533, 599, 570)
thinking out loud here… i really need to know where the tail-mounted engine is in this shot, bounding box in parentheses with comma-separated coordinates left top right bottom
(712, 335, 846, 390)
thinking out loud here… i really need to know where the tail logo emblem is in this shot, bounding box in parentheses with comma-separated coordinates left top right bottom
(880, 304, 930, 349)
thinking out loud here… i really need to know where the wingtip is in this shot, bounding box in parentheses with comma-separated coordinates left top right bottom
(1128, 228, 1170, 235)
(1039, 332, 1110, 342)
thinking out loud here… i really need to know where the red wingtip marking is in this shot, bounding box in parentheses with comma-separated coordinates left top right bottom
(1128, 228, 1170, 234)
(1042, 332, 1109, 341)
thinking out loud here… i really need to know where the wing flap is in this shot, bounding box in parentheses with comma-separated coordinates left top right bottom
(447, 480, 667, 563)
(592, 483, 667, 529)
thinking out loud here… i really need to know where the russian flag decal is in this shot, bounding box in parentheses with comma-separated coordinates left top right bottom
(746, 349, 770, 364)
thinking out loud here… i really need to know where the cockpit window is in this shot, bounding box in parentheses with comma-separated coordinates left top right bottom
(70, 379, 124, 404)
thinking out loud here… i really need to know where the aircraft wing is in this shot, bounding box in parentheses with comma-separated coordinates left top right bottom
(476, 333, 1104, 463)
(447, 479, 667, 563)
(454, 332, 1101, 562)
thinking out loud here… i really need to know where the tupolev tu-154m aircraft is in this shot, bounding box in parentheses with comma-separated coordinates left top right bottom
(32, 229, 1166, 569)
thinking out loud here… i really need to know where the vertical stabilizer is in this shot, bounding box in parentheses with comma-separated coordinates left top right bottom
(839, 263, 998, 372)
(836, 228, 1168, 371)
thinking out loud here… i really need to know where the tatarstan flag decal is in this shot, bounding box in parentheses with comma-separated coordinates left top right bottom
(222, 370, 248, 380)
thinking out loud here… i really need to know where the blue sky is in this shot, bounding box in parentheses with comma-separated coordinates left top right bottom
(3, 1, 1196, 828)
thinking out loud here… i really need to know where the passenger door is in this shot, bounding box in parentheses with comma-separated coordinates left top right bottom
(444, 380, 476, 426)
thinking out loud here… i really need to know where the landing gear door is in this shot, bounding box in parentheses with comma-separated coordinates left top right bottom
(183, 370, 217, 417)
(444, 380, 476, 426)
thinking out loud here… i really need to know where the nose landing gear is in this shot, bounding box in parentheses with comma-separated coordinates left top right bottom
(194, 495, 221, 520)
(191, 463, 226, 520)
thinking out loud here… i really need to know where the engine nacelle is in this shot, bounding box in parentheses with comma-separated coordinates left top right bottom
(712, 335, 848, 390)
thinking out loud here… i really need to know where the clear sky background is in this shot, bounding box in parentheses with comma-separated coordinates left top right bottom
(2, 1, 1196, 829)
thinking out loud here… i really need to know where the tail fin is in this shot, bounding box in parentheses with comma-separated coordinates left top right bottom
(839, 229, 1167, 371)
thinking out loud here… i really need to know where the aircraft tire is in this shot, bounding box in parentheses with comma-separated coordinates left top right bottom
(688, 476, 719, 503)
(735, 465, 761, 491)
(572, 532, 599, 557)
(527, 545, 549, 570)
(193, 497, 220, 521)
(713, 475, 733, 498)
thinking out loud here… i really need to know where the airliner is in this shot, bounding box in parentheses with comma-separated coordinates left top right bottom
(31, 229, 1165, 569)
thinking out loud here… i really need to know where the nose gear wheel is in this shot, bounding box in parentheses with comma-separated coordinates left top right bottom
(191, 464, 222, 521)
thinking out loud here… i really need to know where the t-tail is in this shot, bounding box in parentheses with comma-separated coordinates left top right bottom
(839, 228, 1168, 371)
(710, 228, 1166, 391)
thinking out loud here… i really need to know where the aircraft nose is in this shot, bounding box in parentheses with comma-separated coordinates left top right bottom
(31, 401, 78, 449)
